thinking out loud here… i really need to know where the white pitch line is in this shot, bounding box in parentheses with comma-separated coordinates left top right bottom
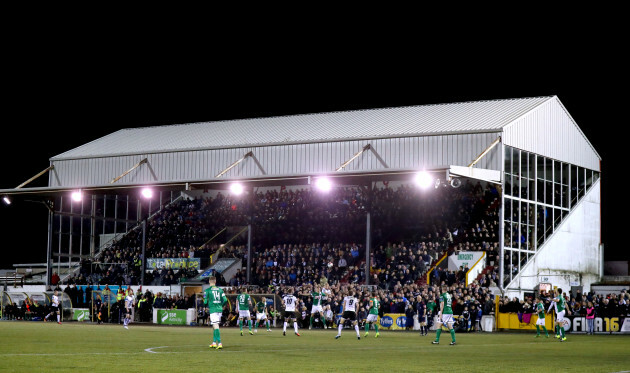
(144, 346, 170, 354)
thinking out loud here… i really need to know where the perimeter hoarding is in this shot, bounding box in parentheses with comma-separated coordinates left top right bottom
(378, 314, 407, 330)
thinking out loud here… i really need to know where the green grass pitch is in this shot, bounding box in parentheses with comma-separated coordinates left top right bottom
(1, 322, 629, 372)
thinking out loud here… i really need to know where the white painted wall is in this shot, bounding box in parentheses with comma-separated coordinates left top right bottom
(591, 285, 630, 295)
(505, 180, 601, 299)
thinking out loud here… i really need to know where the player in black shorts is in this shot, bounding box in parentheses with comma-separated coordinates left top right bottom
(335, 289, 361, 340)
(283, 309, 296, 320)
(281, 287, 300, 336)
(342, 309, 357, 321)
(44, 290, 61, 324)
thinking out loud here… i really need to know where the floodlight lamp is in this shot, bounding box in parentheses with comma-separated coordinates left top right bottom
(71, 190, 82, 202)
(141, 188, 154, 199)
(230, 182, 244, 195)
(315, 177, 332, 192)
(414, 171, 433, 189)
(2, 196, 11, 205)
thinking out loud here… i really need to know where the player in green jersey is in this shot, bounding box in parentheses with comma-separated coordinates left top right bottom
(254, 296, 272, 332)
(534, 296, 549, 338)
(552, 288, 570, 341)
(237, 287, 254, 336)
(546, 296, 560, 338)
(204, 276, 228, 349)
(310, 285, 327, 329)
(432, 285, 456, 345)
(364, 292, 380, 338)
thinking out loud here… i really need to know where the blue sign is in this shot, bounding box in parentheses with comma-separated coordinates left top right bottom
(380, 315, 394, 328)
(396, 316, 407, 328)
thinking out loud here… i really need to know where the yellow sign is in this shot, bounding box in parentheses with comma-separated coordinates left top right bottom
(378, 313, 408, 330)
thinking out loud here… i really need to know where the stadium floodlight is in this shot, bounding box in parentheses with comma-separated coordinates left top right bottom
(414, 171, 433, 189)
(315, 177, 332, 192)
(230, 182, 244, 195)
(141, 187, 154, 199)
(71, 190, 83, 202)
(2, 195, 11, 205)
(450, 178, 462, 188)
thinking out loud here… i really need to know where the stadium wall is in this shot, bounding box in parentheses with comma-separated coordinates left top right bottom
(504, 180, 602, 298)
(502, 97, 600, 172)
(47, 133, 502, 188)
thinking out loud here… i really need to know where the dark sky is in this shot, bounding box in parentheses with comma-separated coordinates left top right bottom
(0, 43, 626, 269)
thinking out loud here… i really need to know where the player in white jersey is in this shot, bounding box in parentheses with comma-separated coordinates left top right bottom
(281, 287, 300, 336)
(44, 290, 61, 324)
(335, 289, 360, 340)
(123, 289, 134, 329)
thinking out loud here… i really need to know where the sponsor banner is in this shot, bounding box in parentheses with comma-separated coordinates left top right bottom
(564, 316, 630, 334)
(378, 313, 406, 330)
(448, 251, 484, 271)
(156, 309, 188, 325)
(497, 312, 555, 330)
(72, 308, 90, 322)
(147, 258, 200, 270)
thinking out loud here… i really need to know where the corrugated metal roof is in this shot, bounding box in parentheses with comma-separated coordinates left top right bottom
(51, 96, 554, 160)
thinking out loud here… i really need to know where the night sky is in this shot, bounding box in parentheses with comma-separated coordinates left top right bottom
(1, 43, 625, 270)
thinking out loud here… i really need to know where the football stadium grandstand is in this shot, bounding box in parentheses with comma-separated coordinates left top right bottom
(3, 96, 624, 338)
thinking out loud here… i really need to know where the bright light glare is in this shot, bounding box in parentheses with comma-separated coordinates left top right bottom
(2, 196, 11, 205)
(315, 177, 332, 192)
(414, 171, 433, 189)
(141, 188, 153, 199)
(230, 183, 244, 195)
(71, 191, 82, 202)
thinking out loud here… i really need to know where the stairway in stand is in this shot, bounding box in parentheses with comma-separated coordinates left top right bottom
(474, 265, 495, 283)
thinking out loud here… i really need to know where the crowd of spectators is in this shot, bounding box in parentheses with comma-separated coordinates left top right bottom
(62, 180, 500, 294)
(221, 181, 500, 290)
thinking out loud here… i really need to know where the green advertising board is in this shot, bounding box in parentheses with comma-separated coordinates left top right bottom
(156, 309, 188, 325)
(72, 308, 90, 322)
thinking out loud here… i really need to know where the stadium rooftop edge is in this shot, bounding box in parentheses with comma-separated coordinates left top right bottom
(51, 96, 556, 161)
